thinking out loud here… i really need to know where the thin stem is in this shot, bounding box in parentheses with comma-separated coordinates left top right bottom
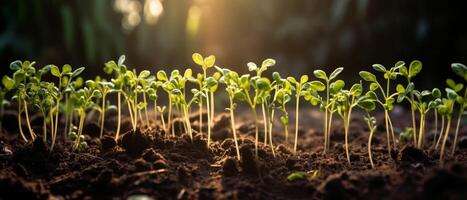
(433, 109, 438, 147)
(417, 113, 425, 148)
(262, 103, 268, 144)
(440, 117, 452, 164)
(99, 95, 106, 138)
(252, 107, 259, 157)
(435, 116, 445, 149)
(126, 99, 136, 131)
(199, 95, 203, 135)
(384, 110, 392, 156)
(143, 92, 149, 126)
(23, 100, 36, 140)
(206, 92, 212, 147)
(451, 109, 464, 155)
(74, 111, 86, 150)
(168, 98, 174, 137)
(410, 90, 417, 146)
(229, 97, 241, 160)
(293, 95, 300, 155)
(154, 100, 158, 126)
(344, 108, 353, 165)
(42, 111, 47, 142)
(368, 127, 375, 169)
(269, 108, 276, 157)
(210, 91, 215, 125)
(17, 103, 28, 142)
(387, 113, 396, 147)
(115, 92, 122, 141)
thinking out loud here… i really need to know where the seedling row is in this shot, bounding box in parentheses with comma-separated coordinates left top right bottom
(1, 53, 466, 167)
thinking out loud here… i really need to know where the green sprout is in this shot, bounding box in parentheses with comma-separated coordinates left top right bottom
(104, 55, 127, 141)
(287, 170, 319, 181)
(156, 105, 167, 131)
(364, 113, 377, 168)
(439, 88, 457, 162)
(247, 58, 276, 153)
(49, 64, 85, 150)
(147, 80, 162, 128)
(158, 70, 175, 136)
(215, 67, 242, 160)
(359, 62, 403, 155)
(399, 60, 423, 146)
(3, 60, 41, 142)
(449, 63, 467, 155)
(287, 75, 311, 155)
(335, 82, 373, 164)
(311, 67, 344, 154)
(192, 53, 216, 146)
(271, 72, 292, 146)
(70, 85, 100, 151)
(397, 87, 441, 148)
(86, 77, 115, 138)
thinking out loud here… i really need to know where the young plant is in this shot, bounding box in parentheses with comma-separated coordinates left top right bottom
(2, 60, 40, 142)
(271, 72, 292, 146)
(215, 67, 242, 160)
(247, 59, 275, 149)
(287, 75, 311, 155)
(156, 105, 167, 131)
(359, 62, 403, 155)
(147, 80, 162, 128)
(450, 63, 467, 155)
(104, 55, 127, 140)
(399, 60, 423, 146)
(439, 88, 457, 163)
(364, 113, 377, 168)
(397, 87, 441, 148)
(312, 67, 344, 154)
(70, 85, 100, 151)
(87, 78, 115, 138)
(49, 64, 85, 150)
(192, 53, 216, 146)
(158, 70, 176, 136)
(335, 82, 371, 164)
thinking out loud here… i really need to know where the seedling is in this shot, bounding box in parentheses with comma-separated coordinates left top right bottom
(3, 60, 40, 142)
(359, 62, 403, 155)
(49, 64, 85, 150)
(86, 78, 115, 138)
(104, 55, 128, 140)
(399, 60, 423, 146)
(192, 53, 216, 146)
(311, 67, 344, 154)
(247, 59, 275, 150)
(397, 87, 440, 148)
(287, 170, 319, 181)
(271, 72, 292, 146)
(288, 75, 312, 155)
(439, 88, 457, 162)
(70, 85, 100, 151)
(147, 80, 162, 128)
(364, 113, 377, 168)
(450, 63, 467, 155)
(215, 67, 242, 160)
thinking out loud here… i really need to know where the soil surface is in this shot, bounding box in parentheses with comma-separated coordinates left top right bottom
(1, 106, 467, 199)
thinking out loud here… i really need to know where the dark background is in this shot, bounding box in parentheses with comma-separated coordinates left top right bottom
(1, 0, 466, 89)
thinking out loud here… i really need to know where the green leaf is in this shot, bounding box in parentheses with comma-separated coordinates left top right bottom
(451, 63, 467, 81)
(309, 81, 325, 91)
(118, 55, 126, 66)
(300, 75, 308, 84)
(446, 88, 457, 100)
(372, 64, 386, 72)
(350, 84, 362, 96)
(358, 100, 375, 111)
(62, 64, 72, 73)
(2, 76, 15, 90)
(204, 55, 216, 68)
(329, 67, 344, 80)
(432, 88, 441, 98)
(396, 84, 405, 94)
(455, 83, 464, 92)
(157, 71, 168, 81)
(262, 58, 276, 68)
(409, 60, 422, 78)
(287, 172, 307, 181)
(9, 61, 22, 71)
(51, 66, 61, 77)
(139, 70, 151, 79)
(72, 67, 85, 77)
(359, 71, 376, 82)
(192, 53, 204, 66)
(369, 82, 379, 91)
(256, 78, 271, 91)
(313, 70, 327, 80)
(247, 62, 258, 71)
(331, 80, 345, 92)
(280, 116, 289, 126)
(287, 77, 297, 84)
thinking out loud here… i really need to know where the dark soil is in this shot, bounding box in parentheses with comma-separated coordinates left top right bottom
(1, 108, 467, 199)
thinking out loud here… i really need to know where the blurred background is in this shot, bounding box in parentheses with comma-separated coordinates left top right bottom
(1, 0, 467, 88)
